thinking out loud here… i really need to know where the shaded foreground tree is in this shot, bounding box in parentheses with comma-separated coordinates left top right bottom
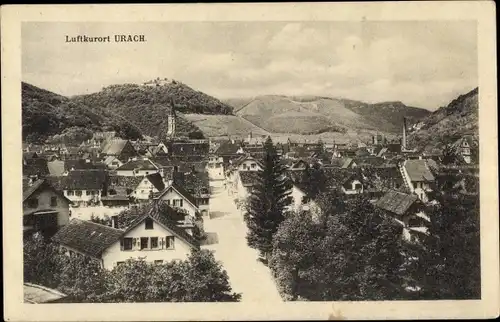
(23, 237, 241, 302)
(270, 195, 407, 301)
(408, 173, 481, 299)
(244, 136, 292, 260)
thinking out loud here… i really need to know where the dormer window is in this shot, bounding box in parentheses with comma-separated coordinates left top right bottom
(145, 217, 154, 230)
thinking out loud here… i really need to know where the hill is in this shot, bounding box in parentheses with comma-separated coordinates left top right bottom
(408, 87, 478, 152)
(230, 95, 430, 134)
(183, 114, 270, 137)
(22, 82, 143, 143)
(70, 81, 233, 138)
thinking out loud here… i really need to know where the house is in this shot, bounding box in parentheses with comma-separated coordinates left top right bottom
(101, 139, 138, 162)
(24, 283, 68, 303)
(400, 159, 435, 202)
(232, 154, 263, 172)
(375, 190, 430, 243)
(131, 173, 166, 201)
(154, 182, 201, 218)
(103, 155, 124, 170)
(52, 200, 199, 269)
(115, 158, 161, 177)
(233, 171, 261, 206)
(340, 172, 365, 195)
(165, 140, 210, 157)
(59, 170, 108, 207)
(452, 135, 478, 164)
(172, 171, 211, 218)
(23, 179, 71, 237)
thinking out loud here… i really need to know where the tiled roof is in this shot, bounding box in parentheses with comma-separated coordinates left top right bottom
(404, 160, 435, 182)
(146, 173, 165, 191)
(215, 140, 241, 155)
(239, 171, 262, 187)
(353, 156, 386, 167)
(375, 190, 419, 216)
(116, 158, 159, 171)
(61, 170, 108, 190)
(23, 158, 50, 177)
(23, 179, 46, 201)
(124, 201, 199, 249)
(52, 219, 123, 258)
(65, 159, 106, 171)
(341, 158, 354, 169)
(109, 175, 144, 190)
(101, 139, 129, 155)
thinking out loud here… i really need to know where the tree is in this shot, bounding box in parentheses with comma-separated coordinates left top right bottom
(90, 214, 111, 226)
(104, 250, 241, 302)
(23, 232, 65, 289)
(244, 136, 292, 259)
(57, 254, 110, 302)
(270, 195, 407, 301)
(410, 173, 481, 299)
(300, 162, 327, 200)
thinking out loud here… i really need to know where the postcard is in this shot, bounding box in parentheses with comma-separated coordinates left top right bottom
(2, 2, 498, 321)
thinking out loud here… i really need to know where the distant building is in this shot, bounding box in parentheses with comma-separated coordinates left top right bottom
(399, 159, 435, 202)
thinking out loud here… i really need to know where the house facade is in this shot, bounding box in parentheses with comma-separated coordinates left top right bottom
(155, 183, 200, 218)
(23, 179, 71, 237)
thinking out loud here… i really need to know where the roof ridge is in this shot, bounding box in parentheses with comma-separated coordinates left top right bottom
(72, 217, 124, 232)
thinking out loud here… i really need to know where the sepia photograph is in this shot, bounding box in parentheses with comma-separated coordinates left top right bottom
(2, 2, 498, 321)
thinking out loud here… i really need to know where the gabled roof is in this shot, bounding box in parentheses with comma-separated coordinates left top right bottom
(61, 170, 108, 190)
(155, 182, 199, 209)
(145, 173, 165, 191)
(214, 140, 241, 155)
(123, 201, 199, 249)
(65, 159, 106, 171)
(341, 157, 354, 169)
(23, 179, 70, 203)
(404, 160, 435, 182)
(376, 147, 388, 157)
(52, 219, 124, 258)
(102, 139, 133, 155)
(375, 190, 419, 216)
(172, 171, 210, 196)
(116, 158, 159, 171)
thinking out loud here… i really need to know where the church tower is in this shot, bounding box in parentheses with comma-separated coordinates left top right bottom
(166, 97, 177, 138)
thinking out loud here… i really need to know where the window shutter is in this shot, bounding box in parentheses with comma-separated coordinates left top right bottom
(180, 199, 183, 207)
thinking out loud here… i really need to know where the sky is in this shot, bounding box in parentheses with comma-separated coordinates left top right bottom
(22, 21, 477, 110)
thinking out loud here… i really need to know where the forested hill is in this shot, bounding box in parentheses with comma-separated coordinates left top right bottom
(70, 81, 233, 138)
(22, 82, 143, 144)
(408, 87, 479, 152)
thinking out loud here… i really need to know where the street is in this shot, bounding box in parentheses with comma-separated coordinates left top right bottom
(202, 179, 283, 302)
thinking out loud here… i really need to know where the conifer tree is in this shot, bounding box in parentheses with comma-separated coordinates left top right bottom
(244, 136, 292, 260)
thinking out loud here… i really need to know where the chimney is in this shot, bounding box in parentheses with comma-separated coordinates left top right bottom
(402, 117, 407, 150)
(111, 215, 118, 229)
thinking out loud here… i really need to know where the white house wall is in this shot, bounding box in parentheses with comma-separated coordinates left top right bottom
(101, 222, 193, 270)
(157, 188, 198, 217)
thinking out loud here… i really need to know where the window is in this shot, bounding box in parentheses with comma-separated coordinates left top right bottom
(86, 191, 91, 196)
(251, 163, 256, 169)
(354, 183, 362, 190)
(150, 237, 159, 249)
(27, 198, 39, 208)
(50, 196, 57, 207)
(145, 218, 154, 230)
(165, 199, 171, 206)
(154, 260, 163, 265)
(91, 190, 97, 195)
(116, 261, 125, 266)
(75, 190, 82, 197)
(165, 236, 175, 249)
(67, 190, 74, 196)
(123, 238, 133, 250)
(140, 237, 149, 250)
(173, 199, 183, 207)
